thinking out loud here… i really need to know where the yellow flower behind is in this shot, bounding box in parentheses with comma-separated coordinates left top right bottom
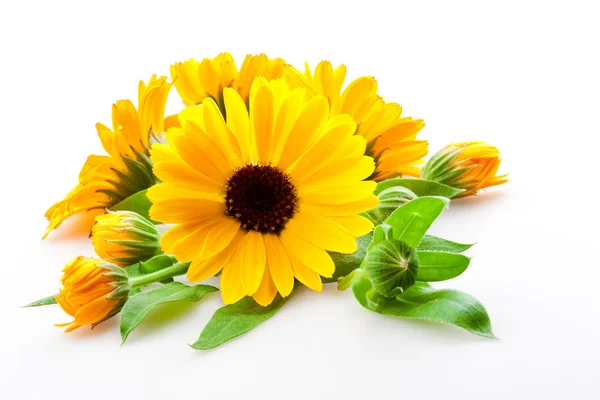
(171, 53, 285, 108)
(55, 256, 129, 332)
(421, 141, 508, 197)
(148, 78, 378, 306)
(44, 76, 171, 238)
(92, 211, 161, 267)
(284, 61, 428, 180)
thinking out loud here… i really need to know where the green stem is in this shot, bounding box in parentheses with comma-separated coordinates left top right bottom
(129, 262, 190, 288)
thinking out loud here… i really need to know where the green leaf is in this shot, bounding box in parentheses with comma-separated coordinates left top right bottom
(120, 282, 217, 343)
(352, 276, 495, 338)
(417, 235, 473, 253)
(416, 251, 470, 281)
(22, 294, 57, 308)
(375, 178, 464, 199)
(192, 287, 297, 350)
(325, 233, 373, 283)
(385, 197, 448, 248)
(111, 189, 154, 222)
(362, 227, 419, 296)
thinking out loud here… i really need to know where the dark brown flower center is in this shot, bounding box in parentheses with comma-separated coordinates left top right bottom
(225, 164, 297, 233)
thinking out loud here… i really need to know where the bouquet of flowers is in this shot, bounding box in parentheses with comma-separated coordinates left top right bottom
(26, 53, 507, 349)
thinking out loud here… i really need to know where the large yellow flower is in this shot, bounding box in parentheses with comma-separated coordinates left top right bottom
(44, 76, 171, 238)
(148, 78, 378, 306)
(284, 61, 428, 180)
(170, 53, 285, 108)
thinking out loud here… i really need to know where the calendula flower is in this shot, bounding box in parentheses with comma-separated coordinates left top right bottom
(170, 53, 285, 109)
(92, 211, 161, 267)
(55, 256, 130, 332)
(148, 78, 378, 306)
(284, 61, 428, 180)
(421, 141, 508, 197)
(44, 75, 171, 238)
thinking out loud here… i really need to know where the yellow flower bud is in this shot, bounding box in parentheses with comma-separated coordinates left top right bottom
(92, 211, 161, 267)
(421, 141, 508, 197)
(55, 256, 130, 332)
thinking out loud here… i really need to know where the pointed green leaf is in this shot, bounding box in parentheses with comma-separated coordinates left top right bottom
(375, 178, 464, 198)
(416, 251, 470, 281)
(22, 294, 57, 308)
(352, 276, 495, 338)
(417, 235, 473, 253)
(192, 287, 297, 350)
(111, 189, 154, 222)
(120, 282, 217, 343)
(385, 197, 448, 248)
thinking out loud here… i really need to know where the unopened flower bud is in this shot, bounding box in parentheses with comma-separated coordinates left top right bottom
(92, 211, 161, 267)
(55, 256, 130, 332)
(421, 141, 508, 197)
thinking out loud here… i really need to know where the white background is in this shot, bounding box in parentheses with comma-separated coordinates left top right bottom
(1, 0, 599, 398)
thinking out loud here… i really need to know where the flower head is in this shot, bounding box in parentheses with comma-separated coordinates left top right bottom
(284, 61, 428, 180)
(55, 256, 130, 332)
(421, 141, 508, 197)
(44, 75, 171, 238)
(171, 53, 286, 108)
(148, 78, 378, 306)
(92, 211, 161, 267)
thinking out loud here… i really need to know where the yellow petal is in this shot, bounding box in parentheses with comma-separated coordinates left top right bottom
(280, 229, 334, 277)
(223, 87, 252, 164)
(299, 195, 380, 217)
(277, 96, 329, 171)
(330, 215, 374, 237)
(287, 115, 356, 181)
(269, 88, 306, 165)
(263, 233, 294, 297)
(187, 230, 243, 282)
(299, 181, 377, 204)
(297, 156, 376, 194)
(287, 250, 322, 293)
(220, 255, 245, 304)
(240, 230, 267, 295)
(203, 98, 243, 168)
(284, 214, 358, 254)
(252, 261, 278, 306)
(250, 83, 275, 164)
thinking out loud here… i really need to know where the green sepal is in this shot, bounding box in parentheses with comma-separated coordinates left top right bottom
(120, 282, 218, 343)
(416, 251, 470, 282)
(420, 146, 464, 182)
(111, 189, 154, 222)
(352, 276, 496, 339)
(375, 178, 464, 199)
(192, 286, 298, 350)
(107, 283, 132, 300)
(22, 294, 58, 308)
